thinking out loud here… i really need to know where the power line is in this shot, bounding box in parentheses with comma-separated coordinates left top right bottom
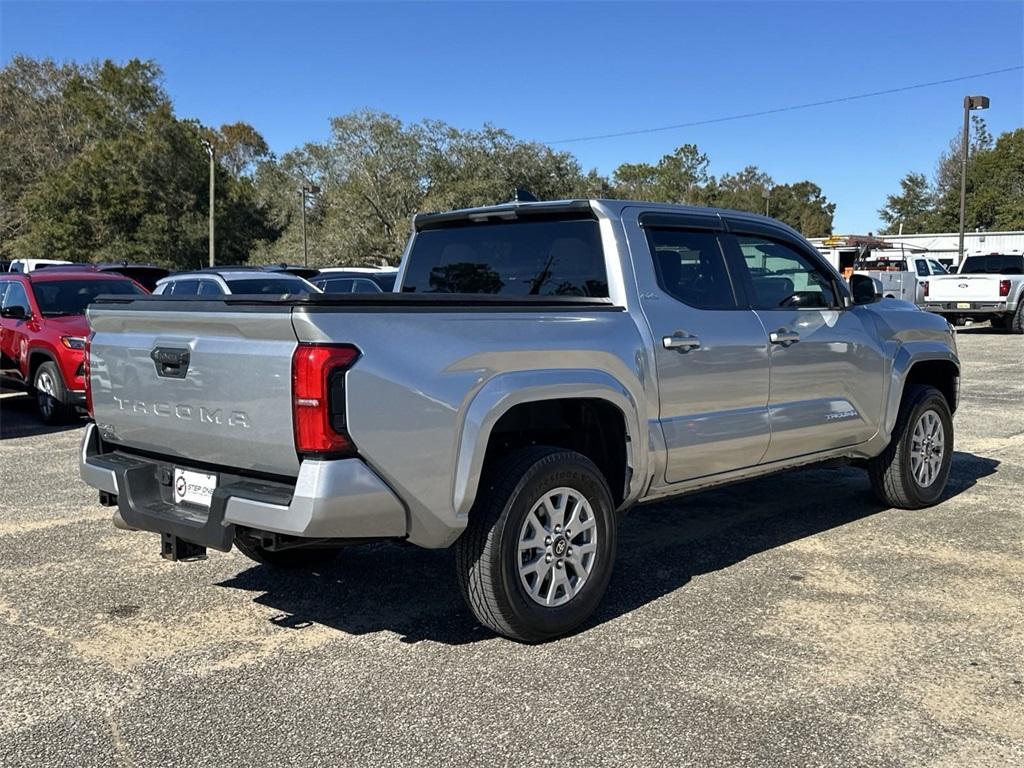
(545, 65, 1024, 145)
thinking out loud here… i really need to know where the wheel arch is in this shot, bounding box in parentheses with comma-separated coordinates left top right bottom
(452, 370, 645, 518)
(27, 346, 59, 384)
(884, 344, 960, 436)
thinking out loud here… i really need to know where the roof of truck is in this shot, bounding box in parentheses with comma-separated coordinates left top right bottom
(412, 198, 805, 239)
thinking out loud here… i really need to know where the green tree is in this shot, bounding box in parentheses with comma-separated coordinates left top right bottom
(877, 172, 936, 234)
(611, 144, 710, 203)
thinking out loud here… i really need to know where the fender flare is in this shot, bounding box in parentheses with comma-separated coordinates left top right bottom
(883, 342, 960, 436)
(451, 369, 645, 517)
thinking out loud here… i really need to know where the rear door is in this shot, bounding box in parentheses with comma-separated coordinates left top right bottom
(88, 304, 301, 476)
(723, 221, 886, 463)
(625, 210, 772, 483)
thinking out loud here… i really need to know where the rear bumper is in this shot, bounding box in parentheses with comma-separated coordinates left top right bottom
(924, 301, 1009, 314)
(79, 423, 407, 551)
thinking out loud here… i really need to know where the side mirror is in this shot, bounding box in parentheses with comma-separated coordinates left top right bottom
(850, 274, 883, 305)
(0, 305, 28, 320)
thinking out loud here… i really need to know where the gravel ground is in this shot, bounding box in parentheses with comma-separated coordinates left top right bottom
(1, 327, 1021, 767)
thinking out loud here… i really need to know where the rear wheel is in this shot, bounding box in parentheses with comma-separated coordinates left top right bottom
(34, 361, 73, 425)
(867, 384, 953, 509)
(455, 446, 617, 643)
(233, 534, 340, 568)
(1010, 303, 1024, 334)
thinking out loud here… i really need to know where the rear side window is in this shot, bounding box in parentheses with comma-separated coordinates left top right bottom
(915, 261, 929, 277)
(960, 254, 1024, 275)
(402, 218, 608, 297)
(733, 235, 839, 310)
(645, 229, 738, 309)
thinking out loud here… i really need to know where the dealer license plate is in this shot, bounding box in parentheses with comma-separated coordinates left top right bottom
(173, 468, 217, 508)
(957, 302, 971, 309)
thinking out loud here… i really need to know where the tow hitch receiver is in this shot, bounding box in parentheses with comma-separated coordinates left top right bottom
(160, 533, 207, 562)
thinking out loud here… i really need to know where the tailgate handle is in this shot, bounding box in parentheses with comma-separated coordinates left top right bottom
(151, 347, 190, 379)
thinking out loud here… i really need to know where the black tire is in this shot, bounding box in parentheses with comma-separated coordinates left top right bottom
(233, 535, 340, 569)
(455, 446, 617, 643)
(34, 361, 73, 425)
(867, 384, 953, 509)
(1010, 302, 1024, 334)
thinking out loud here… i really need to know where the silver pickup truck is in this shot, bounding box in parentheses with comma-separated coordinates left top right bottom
(80, 199, 961, 642)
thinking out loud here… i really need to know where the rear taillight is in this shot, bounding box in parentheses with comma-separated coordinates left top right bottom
(922, 280, 929, 298)
(84, 335, 93, 419)
(292, 343, 360, 456)
(999, 279, 1011, 297)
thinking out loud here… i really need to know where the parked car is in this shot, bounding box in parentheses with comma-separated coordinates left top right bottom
(923, 251, 1024, 333)
(7, 258, 72, 273)
(153, 269, 321, 296)
(312, 267, 398, 293)
(853, 255, 949, 306)
(0, 270, 147, 423)
(80, 199, 959, 642)
(35, 263, 170, 292)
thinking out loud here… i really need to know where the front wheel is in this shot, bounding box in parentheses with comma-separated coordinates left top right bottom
(455, 446, 617, 643)
(34, 361, 73, 425)
(867, 384, 953, 509)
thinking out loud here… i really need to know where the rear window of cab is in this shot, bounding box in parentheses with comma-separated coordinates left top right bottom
(402, 218, 608, 297)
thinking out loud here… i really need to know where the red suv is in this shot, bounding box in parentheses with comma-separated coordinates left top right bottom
(0, 271, 147, 423)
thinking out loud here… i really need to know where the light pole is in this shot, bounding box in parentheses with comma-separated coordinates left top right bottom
(299, 184, 321, 266)
(958, 95, 990, 264)
(762, 186, 771, 217)
(201, 139, 215, 267)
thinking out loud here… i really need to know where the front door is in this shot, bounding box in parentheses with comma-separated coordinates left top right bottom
(724, 226, 887, 464)
(0, 280, 32, 383)
(626, 211, 771, 483)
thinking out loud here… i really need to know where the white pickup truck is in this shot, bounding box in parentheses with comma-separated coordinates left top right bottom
(924, 251, 1024, 333)
(854, 255, 949, 306)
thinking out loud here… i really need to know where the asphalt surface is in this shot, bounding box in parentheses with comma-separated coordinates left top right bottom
(1, 327, 1021, 767)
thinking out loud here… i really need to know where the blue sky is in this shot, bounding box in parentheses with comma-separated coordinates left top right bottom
(2, 1, 1022, 232)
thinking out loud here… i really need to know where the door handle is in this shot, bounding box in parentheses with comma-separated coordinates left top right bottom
(769, 329, 800, 346)
(663, 333, 701, 353)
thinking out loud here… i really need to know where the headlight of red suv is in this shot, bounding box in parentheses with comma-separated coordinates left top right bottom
(60, 336, 88, 350)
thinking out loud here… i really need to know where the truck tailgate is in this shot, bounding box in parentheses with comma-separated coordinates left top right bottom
(88, 304, 300, 476)
(928, 275, 999, 302)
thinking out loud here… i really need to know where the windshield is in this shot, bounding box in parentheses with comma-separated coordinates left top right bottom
(224, 277, 318, 294)
(33, 279, 145, 316)
(960, 255, 1024, 275)
(402, 218, 608, 297)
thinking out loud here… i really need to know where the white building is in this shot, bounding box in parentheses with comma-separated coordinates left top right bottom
(809, 230, 1024, 272)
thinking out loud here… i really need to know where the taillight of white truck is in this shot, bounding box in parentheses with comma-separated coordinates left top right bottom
(999, 280, 1011, 297)
(291, 343, 361, 457)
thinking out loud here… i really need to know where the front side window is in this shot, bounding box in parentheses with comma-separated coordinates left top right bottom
(733, 235, 839, 309)
(928, 260, 948, 275)
(31, 279, 143, 316)
(168, 280, 199, 296)
(2, 281, 30, 312)
(403, 218, 608, 297)
(224, 277, 316, 295)
(645, 229, 738, 309)
(197, 280, 223, 297)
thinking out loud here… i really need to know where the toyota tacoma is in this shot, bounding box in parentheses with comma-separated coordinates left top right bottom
(79, 199, 960, 642)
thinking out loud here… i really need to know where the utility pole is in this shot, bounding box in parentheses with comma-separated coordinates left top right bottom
(958, 95, 990, 265)
(762, 186, 771, 217)
(299, 184, 321, 266)
(202, 139, 215, 267)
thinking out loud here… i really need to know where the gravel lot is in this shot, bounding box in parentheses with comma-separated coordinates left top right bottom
(1, 328, 1021, 767)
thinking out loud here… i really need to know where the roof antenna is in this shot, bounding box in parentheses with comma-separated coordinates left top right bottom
(513, 187, 538, 203)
